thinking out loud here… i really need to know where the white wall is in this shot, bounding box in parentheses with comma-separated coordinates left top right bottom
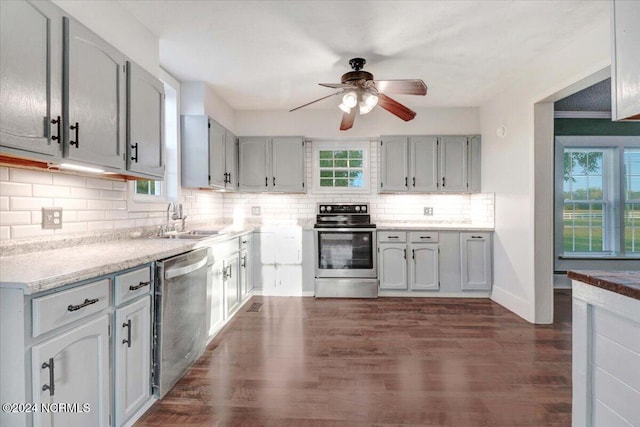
(52, 0, 159, 75)
(480, 19, 610, 323)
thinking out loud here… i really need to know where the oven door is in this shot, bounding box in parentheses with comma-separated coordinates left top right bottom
(315, 228, 377, 278)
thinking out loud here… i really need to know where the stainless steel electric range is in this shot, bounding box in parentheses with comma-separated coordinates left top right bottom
(314, 203, 377, 298)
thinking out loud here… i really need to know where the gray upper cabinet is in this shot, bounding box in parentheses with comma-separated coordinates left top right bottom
(380, 135, 480, 193)
(64, 17, 125, 170)
(181, 116, 236, 190)
(238, 136, 305, 193)
(126, 61, 164, 179)
(0, 0, 62, 158)
(380, 136, 408, 191)
(439, 136, 468, 192)
(612, 0, 640, 121)
(238, 137, 270, 192)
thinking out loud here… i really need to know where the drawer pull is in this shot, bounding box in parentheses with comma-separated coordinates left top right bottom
(129, 281, 151, 291)
(122, 320, 132, 348)
(420, 236, 432, 239)
(242, 240, 248, 244)
(67, 297, 99, 312)
(471, 236, 484, 239)
(41, 358, 55, 396)
(387, 236, 399, 239)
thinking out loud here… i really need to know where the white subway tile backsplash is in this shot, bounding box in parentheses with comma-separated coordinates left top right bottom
(87, 221, 114, 232)
(55, 222, 88, 235)
(1, 211, 31, 225)
(112, 181, 127, 191)
(9, 168, 53, 184)
(53, 173, 87, 187)
(86, 199, 113, 210)
(33, 184, 71, 198)
(10, 197, 53, 211)
(1, 182, 31, 197)
(99, 189, 125, 200)
(70, 187, 101, 199)
(77, 211, 107, 221)
(0, 226, 9, 240)
(0, 196, 8, 211)
(55, 198, 87, 210)
(86, 177, 113, 190)
(11, 224, 54, 239)
(0, 167, 8, 181)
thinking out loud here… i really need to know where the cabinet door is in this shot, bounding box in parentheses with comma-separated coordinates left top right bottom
(460, 232, 492, 290)
(612, 1, 640, 120)
(439, 136, 468, 192)
(380, 136, 409, 192)
(115, 296, 151, 426)
(238, 137, 270, 192)
(0, 0, 62, 157)
(127, 61, 164, 178)
(378, 243, 407, 289)
(209, 120, 227, 188)
(272, 137, 305, 192)
(64, 17, 125, 170)
(224, 254, 240, 318)
(225, 129, 237, 189)
(409, 243, 439, 290)
(468, 135, 481, 192)
(32, 315, 110, 427)
(410, 136, 439, 191)
(207, 258, 225, 338)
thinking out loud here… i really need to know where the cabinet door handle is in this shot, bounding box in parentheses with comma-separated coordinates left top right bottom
(228, 265, 232, 279)
(122, 320, 132, 348)
(67, 297, 99, 312)
(273, 177, 276, 186)
(403, 248, 407, 259)
(131, 143, 139, 162)
(265, 177, 268, 187)
(129, 281, 150, 291)
(41, 357, 55, 396)
(442, 177, 445, 187)
(51, 116, 61, 142)
(405, 177, 408, 187)
(412, 177, 416, 187)
(69, 122, 79, 148)
(241, 255, 247, 268)
(412, 249, 415, 259)
(471, 235, 484, 239)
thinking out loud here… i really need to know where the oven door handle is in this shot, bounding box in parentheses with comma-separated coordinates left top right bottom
(315, 228, 377, 232)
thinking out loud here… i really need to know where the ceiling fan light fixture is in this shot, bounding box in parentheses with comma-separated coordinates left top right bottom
(359, 92, 379, 115)
(338, 102, 351, 114)
(342, 91, 358, 108)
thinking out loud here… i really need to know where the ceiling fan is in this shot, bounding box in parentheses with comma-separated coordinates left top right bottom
(289, 58, 427, 131)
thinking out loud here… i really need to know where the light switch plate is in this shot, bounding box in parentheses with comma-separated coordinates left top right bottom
(424, 207, 434, 216)
(42, 207, 63, 229)
(251, 206, 261, 216)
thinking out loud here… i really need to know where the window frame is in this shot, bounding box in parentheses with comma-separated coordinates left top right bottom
(312, 141, 371, 194)
(554, 136, 640, 269)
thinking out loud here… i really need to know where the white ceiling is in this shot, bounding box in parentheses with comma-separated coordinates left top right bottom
(119, 0, 609, 111)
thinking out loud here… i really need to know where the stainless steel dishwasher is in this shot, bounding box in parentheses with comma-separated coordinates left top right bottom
(153, 247, 211, 398)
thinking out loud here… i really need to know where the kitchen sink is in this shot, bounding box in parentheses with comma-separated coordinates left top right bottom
(155, 230, 220, 240)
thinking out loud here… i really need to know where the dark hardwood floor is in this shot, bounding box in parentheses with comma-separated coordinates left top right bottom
(136, 291, 572, 427)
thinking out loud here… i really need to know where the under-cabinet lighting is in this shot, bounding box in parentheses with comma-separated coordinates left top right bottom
(58, 163, 105, 174)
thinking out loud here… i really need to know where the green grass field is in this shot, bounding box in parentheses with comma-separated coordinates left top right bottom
(563, 207, 639, 253)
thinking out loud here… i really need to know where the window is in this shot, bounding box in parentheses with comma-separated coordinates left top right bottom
(625, 148, 640, 253)
(134, 180, 161, 197)
(313, 141, 370, 192)
(554, 136, 640, 261)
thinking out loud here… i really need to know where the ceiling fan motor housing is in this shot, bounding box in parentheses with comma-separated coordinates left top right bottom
(341, 70, 374, 84)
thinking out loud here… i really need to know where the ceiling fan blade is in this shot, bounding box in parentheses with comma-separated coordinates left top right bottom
(319, 83, 354, 89)
(374, 79, 427, 96)
(340, 109, 356, 131)
(377, 93, 417, 121)
(289, 91, 345, 112)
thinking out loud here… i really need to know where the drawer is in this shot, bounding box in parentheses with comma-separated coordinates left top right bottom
(378, 231, 407, 243)
(409, 231, 439, 243)
(114, 265, 152, 306)
(32, 278, 110, 337)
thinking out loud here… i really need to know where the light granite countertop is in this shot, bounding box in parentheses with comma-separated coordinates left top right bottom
(376, 223, 494, 231)
(0, 228, 253, 295)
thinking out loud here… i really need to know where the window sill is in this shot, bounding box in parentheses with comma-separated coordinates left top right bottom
(559, 255, 640, 260)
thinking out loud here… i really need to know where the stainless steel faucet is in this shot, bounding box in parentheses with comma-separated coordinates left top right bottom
(165, 202, 174, 232)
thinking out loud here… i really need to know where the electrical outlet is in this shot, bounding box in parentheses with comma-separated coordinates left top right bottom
(251, 206, 261, 216)
(42, 207, 63, 229)
(423, 207, 433, 216)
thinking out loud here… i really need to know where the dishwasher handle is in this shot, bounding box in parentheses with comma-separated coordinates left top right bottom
(164, 256, 208, 280)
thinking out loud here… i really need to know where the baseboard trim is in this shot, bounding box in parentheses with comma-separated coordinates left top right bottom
(378, 291, 491, 298)
(490, 285, 534, 322)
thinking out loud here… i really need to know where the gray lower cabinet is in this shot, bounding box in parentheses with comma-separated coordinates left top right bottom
(224, 253, 240, 318)
(380, 135, 480, 193)
(208, 257, 225, 338)
(378, 231, 439, 291)
(238, 136, 305, 192)
(126, 61, 164, 179)
(114, 296, 151, 426)
(31, 315, 110, 427)
(64, 17, 125, 170)
(0, 0, 63, 158)
(239, 234, 253, 297)
(181, 116, 236, 190)
(460, 232, 492, 290)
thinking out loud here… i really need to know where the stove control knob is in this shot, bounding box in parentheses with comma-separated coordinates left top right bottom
(354, 206, 360, 212)
(320, 206, 326, 212)
(361, 205, 367, 212)
(326, 206, 332, 212)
